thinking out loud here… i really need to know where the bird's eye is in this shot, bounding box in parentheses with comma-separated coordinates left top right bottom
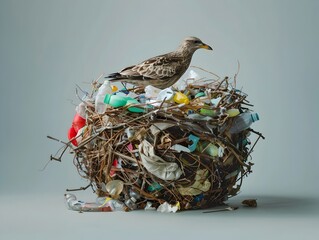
(194, 40, 201, 44)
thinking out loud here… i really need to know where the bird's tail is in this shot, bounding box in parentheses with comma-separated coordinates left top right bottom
(105, 72, 122, 81)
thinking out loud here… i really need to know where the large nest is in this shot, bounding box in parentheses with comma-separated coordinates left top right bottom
(51, 70, 264, 211)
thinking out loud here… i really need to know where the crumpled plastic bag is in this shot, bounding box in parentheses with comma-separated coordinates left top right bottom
(177, 169, 211, 195)
(157, 201, 180, 213)
(139, 140, 182, 181)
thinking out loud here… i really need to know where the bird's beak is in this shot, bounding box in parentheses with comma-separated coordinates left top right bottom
(200, 43, 213, 50)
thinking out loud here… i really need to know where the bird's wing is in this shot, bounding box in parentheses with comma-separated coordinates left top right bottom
(119, 55, 183, 80)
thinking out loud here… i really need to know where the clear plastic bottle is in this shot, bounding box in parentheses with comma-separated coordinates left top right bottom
(95, 80, 113, 114)
(229, 112, 259, 134)
(65, 193, 127, 212)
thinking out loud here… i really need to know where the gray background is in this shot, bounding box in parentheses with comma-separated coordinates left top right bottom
(1, 0, 318, 239)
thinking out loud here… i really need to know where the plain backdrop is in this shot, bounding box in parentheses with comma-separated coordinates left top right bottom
(0, 0, 318, 239)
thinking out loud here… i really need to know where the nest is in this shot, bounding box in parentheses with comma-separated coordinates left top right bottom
(51, 71, 264, 211)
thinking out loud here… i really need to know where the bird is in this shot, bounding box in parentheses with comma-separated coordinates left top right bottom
(105, 37, 212, 89)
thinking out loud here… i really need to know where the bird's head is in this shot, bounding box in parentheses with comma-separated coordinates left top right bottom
(179, 37, 213, 53)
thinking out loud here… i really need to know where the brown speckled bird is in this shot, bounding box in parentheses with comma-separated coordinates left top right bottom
(105, 37, 212, 89)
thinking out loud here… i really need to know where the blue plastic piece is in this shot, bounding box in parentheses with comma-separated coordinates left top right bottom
(194, 193, 204, 202)
(188, 134, 200, 152)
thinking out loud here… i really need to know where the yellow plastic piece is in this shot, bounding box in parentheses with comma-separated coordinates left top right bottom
(226, 108, 240, 117)
(98, 197, 112, 207)
(173, 92, 190, 104)
(111, 85, 118, 92)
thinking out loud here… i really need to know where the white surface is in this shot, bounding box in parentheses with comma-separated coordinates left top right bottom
(1, 194, 318, 240)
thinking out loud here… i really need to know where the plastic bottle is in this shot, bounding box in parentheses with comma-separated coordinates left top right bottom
(229, 112, 259, 134)
(126, 99, 146, 113)
(104, 94, 131, 108)
(97, 198, 127, 211)
(65, 193, 128, 212)
(95, 80, 113, 114)
(103, 94, 147, 113)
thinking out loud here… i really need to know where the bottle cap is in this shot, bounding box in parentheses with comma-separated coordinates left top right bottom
(251, 113, 260, 122)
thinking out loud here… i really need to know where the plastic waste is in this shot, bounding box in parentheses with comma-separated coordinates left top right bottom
(195, 92, 206, 98)
(67, 127, 77, 146)
(65, 193, 127, 212)
(105, 180, 124, 199)
(144, 201, 156, 211)
(72, 113, 86, 132)
(199, 108, 218, 117)
(156, 87, 174, 102)
(145, 85, 161, 99)
(242, 138, 251, 146)
(74, 126, 87, 145)
(125, 189, 141, 210)
(178, 169, 211, 195)
(157, 201, 180, 213)
(96, 197, 128, 211)
(75, 102, 87, 118)
(173, 91, 190, 104)
(110, 158, 122, 177)
(170, 144, 191, 153)
(226, 108, 240, 117)
(147, 182, 163, 192)
(95, 80, 113, 114)
(104, 94, 131, 108)
(139, 139, 182, 180)
(187, 113, 212, 121)
(125, 99, 146, 113)
(211, 97, 222, 106)
(229, 112, 260, 134)
(188, 134, 200, 152)
(174, 69, 199, 91)
(139, 94, 146, 104)
(194, 193, 204, 203)
(103, 94, 146, 113)
(125, 127, 136, 140)
(67, 113, 86, 146)
(196, 141, 219, 157)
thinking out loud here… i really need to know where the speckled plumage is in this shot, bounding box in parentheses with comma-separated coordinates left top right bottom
(105, 37, 212, 89)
